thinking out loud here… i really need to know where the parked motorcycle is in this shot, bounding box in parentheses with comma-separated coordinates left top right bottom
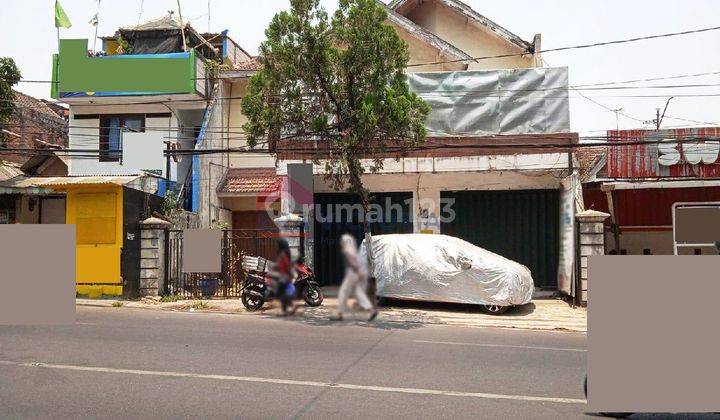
(241, 257, 324, 311)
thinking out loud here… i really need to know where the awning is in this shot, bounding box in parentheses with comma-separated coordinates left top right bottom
(216, 168, 280, 197)
(0, 175, 140, 194)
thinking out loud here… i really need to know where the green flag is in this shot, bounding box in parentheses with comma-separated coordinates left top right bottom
(55, 0, 72, 29)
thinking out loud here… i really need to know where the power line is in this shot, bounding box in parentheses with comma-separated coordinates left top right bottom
(4, 135, 720, 158)
(406, 25, 720, 68)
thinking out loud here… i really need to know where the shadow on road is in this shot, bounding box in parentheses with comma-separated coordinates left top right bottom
(379, 298, 537, 317)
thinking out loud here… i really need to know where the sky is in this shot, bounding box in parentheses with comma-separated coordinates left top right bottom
(1, 0, 719, 136)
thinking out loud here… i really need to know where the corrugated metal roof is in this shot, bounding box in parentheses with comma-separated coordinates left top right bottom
(0, 175, 139, 190)
(0, 162, 23, 181)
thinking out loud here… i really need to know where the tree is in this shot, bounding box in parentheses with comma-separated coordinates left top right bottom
(241, 0, 429, 268)
(0, 57, 21, 155)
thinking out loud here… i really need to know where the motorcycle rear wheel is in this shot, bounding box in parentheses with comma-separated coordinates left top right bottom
(241, 290, 265, 311)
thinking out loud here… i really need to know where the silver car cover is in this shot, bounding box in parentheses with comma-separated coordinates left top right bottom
(359, 234, 534, 306)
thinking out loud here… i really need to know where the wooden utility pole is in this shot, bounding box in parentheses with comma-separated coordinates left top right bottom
(176, 0, 188, 52)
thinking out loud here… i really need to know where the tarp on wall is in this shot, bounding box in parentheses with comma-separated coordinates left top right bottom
(407, 67, 570, 136)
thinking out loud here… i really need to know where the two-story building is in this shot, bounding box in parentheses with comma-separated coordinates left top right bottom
(208, 0, 579, 293)
(0, 14, 254, 297)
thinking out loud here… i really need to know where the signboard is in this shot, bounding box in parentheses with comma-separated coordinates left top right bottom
(122, 131, 165, 175)
(672, 202, 720, 254)
(608, 127, 720, 178)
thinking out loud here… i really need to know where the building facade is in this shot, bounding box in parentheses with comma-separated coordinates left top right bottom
(206, 0, 578, 291)
(582, 127, 720, 255)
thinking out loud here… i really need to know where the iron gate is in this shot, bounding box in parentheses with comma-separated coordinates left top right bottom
(313, 192, 414, 286)
(165, 229, 278, 298)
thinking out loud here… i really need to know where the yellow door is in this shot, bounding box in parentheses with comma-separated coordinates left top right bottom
(64, 186, 123, 297)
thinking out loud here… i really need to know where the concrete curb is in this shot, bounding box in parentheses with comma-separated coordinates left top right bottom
(75, 299, 587, 333)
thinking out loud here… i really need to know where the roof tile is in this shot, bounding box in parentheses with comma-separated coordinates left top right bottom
(218, 168, 280, 194)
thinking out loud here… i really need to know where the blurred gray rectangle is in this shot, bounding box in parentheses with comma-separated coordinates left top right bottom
(182, 229, 221, 273)
(674, 205, 720, 244)
(287, 163, 313, 214)
(0, 225, 76, 325)
(123, 131, 165, 174)
(588, 256, 720, 413)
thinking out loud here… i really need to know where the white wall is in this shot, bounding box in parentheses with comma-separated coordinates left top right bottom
(68, 105, 177, 178)
(606, 230, 675, 255)
(226, 80, 276, 169)
(195, 83, 232, 228)
(278, 153, 569, 176)
(302, 168, 562, 234)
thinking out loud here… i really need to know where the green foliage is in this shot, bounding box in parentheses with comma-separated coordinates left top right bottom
(204, 60, 231, 78)
(211, 220, 230, 229)
(241, 0, 429, 206)
(116, 35, 133, 54)
(160, 294, 182, 303)
(191, 300, 209, 310)
(162, 190, 179, 213)
(0, 57, 21, 147)
(111, 301, 124, 308)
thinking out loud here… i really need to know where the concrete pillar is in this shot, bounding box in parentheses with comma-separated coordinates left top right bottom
(576, 209, 610, 306)
(274, 213, 304, 262)
(139, 217, 171, 296)
(414, 187, 441, 234)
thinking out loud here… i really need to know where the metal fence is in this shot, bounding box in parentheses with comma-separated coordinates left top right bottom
(165, 229, 279, 298)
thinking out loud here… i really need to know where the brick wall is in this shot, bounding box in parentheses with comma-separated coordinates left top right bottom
(1, 91, 68, 165)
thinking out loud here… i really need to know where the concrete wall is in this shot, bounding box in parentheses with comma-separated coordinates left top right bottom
(69, 105, 176, 178)
(278, 153, 569, 175)
(306, 169, 562, 234)
(226, 80, 276, 169)
(390, 23, 467, 72)
(404, 1, 537, 70)
(606, 230, 675, 255)
(196, 83, 232, 228)
(68, 104, 199, 182)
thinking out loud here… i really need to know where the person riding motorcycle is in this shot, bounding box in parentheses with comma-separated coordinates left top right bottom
(273, 239, 297, 316)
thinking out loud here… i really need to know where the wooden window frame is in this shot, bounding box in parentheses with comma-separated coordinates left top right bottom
(99, 114, 146, 162)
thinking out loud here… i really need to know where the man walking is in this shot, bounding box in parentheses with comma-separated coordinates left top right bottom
(332, 233, 378, 321)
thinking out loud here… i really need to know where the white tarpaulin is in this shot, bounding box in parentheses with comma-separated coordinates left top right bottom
(407, 67, 570, 136)
(360, 234, 534, 306)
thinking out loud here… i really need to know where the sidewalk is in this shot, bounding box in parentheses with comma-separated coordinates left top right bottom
(77, 293, 587, 332)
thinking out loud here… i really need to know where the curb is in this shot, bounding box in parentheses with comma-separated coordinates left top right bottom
(75, 300, 587, 333)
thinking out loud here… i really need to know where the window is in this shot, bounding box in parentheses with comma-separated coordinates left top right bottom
(99, 115, 145, 162)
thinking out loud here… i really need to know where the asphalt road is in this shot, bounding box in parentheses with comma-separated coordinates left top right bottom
(0, 306, 707, 419)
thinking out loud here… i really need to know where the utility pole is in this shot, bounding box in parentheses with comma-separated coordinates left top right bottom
(176, 0, 188, 52)
(165, 140, 172, 185)
(612, 108, 623, 132)
(654, 96, 674, 130)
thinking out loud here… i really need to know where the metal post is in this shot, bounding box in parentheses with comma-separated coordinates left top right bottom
(163, 229, 170, 295)
(165, 141, 172, 183)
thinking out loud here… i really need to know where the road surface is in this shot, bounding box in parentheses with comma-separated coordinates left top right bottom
(2, 306, 590, 419)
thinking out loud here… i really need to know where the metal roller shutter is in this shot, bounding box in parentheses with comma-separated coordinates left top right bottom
(440, 189, 560, 289)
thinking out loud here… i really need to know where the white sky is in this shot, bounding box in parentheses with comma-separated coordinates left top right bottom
(2, 0, 719, 136)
